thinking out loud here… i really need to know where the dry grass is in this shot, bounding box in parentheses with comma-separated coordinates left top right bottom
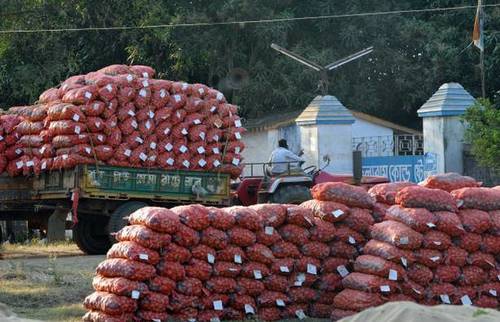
(0, 240, 83, 260)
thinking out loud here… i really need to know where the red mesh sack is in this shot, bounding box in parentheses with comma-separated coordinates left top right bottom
(427, 283, 456, 300)
(119, 117, 139, 136)
(372, 202, 389, 222)
(301, 241, 330, 259)
(309, 218, 336, 243)
(147, 276, 176, 295)
(257, 291, 290, 308)
(288, 287, 317, 303)
(225, 206, 262, 231)
(256, 226, 282, 246)
(117, 103, 136, 121)
(385, 205, 437, 233)
(135, 311, 169, 322)
(206, 128, 222, 143)
(295, 256, 321, 272)
(151, 88, 170, 109)
(272, 241, 301, 259)
(138, 119, 155, 136)
(185, 259, 212, 281)
(47, 103, 86, 122)
(342, 272, 398, 293)
(237, 277, 265, 296)
(435, 265, 461, 283)
(246, 204, 285, 228)
(468, 252, 496, 270)
(207, 207, 235, 230)
(344, 208, 374, 233)
(228, 227, 256, 247)
(136, 107, 154, 122)
(135, 87, 152, 108)
(168, 291, 199, 312)
(434, 211, 465, 236)
(257, 308, 281, 321)
(128, 207, 180, 234)
(102, 99, 118, 119)
(117, 87, 136, 106)
(216, 246, 246, 263)
(106, 128, 122, 147)
(308, 303, 332, 318)
(280, 304, 309, 319)
(456, 232, 482, 252)
(475, 296, 498, 308)
(322, 257, 350, 274)
(387, 294, 414, 302)
(83, 292, 137, 315)
(82, 101, 105, 117)
(155, 120, 173, 138)
(48, 120, 87, 136)
(246, 243, 275, 264)
(241, 262, 270, 279)
(92, 275, 148, 297)
(363, 239, 415, 265)
(140, 292, 169, 312)
(330, 309, 357, 321)
(171, 204, 210, 231)
(422, 230, 452, 250)
(268, 258, 293, 276)
(368, 182, 416, 205)
(94, 145, 113, 161)
(263, 274, 289, 293)
(334, 225, 365, 245)
(461, 266, 487, 286)
(316, 273, 343, 292)
(333, 289, 384, 311)
(311, 182, 375, 208)
(161, 243, 191, 263)
(452, 187, 500, 211)
(231, 294, 256, 311)
(478, 282, 500, 296)
(114, 225, 171, 250)
(95, 258, 155, 281)
(421, 172, 481, 192)
(106, 241, 160, 265)
(16, 121, 44, 135)
(214, 261, 241, 278)
(300, 200, 350, 222)
(395, 186, 458, 212)
(157, 261, 185, 281)
(285, 205, 315, 228)
(18, 135, 43, 147)
(177, 278, 203, 296)
(191, 244, 216, 261)
(174, 224, 200, 247)
(482, 234, 500, 254)
(62, 85, 97, 104)
(197, 310, 224, 322)
(130, 65, 155, 78)
(206, 277, 237, 294)
(98, 64, 131, 75)
(415, 248, 443, 268)
(329, 241, 359, 259)
(82, 310, 134, 322)
(490, 210, 500, 236)
(201, 227, 229, 250)
(444, 246, 468, 267)
(157, 152, 176, 169)
(401, 279, 425, 300)
(370, 220, 423, 250)
(354, 255, 405, 280)
(39, 88, 61, 103)
(458, 209, 491, 233)
(279, 224, 310, 245)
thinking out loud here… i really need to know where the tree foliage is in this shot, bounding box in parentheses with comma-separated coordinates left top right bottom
(0, 0, 499, 128)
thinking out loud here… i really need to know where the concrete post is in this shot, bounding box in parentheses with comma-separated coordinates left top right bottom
(296, 95, 355, 174)
(47, 208, 67, 242)
(417, 83, 476, 174)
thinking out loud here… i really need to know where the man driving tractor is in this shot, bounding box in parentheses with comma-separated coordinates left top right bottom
(267, 139, 305, 175)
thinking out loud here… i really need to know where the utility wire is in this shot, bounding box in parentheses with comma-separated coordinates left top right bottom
(0, 3, 499, 34)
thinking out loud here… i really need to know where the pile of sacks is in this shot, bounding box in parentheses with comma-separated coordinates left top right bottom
(0, 64, 245, 178)
(331, 173, 500, 320)
(83, 182, 379, 322)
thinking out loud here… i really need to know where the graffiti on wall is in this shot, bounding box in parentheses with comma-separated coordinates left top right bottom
(362, 153, 437, 183)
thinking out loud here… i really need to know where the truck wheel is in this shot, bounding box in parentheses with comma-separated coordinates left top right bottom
(107, 201, 148, 242)
(73, 215, 111, 255)
(268, 184, 312, 204)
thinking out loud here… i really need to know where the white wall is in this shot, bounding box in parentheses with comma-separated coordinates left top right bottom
(352, 117, 393, 138)
(318, 124, 353, 174)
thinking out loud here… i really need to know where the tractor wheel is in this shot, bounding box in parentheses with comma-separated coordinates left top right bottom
(107, 201, 148, 243)
(73, 215, 111, 255)
(268, 184, 311, 204)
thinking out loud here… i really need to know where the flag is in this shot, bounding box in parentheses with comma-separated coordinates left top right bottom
(473, 0, 484, 51)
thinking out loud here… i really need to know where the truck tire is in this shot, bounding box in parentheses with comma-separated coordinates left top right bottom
(268, 184, 312, 204)
(107, 201, 148, 242)
(73, 215, 111, 255)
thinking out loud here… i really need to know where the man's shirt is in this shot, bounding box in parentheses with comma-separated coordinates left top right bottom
(268, 147, 304, 174)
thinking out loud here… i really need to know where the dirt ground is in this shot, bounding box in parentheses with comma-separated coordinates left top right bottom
(0, 243, 103, 322)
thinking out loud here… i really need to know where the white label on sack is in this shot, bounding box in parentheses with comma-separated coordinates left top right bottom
(166, 158, 174, 166)
(108, 102, 114, 110)
(142, 79, 149, 87)
(15, 148, 22, 155)
(163, 128, 170, 135)
(131, 290, 140, 299)
(181, 128, 188, 135)
(176, 111, 181, 118)
(213, 147, 220, 154)
(295, 310, 306, 320)
(198, 159, 207, 167)
(348, 236, 356, 245)
(337, 265, 349, 277)
(280, 266, 290, 273)
(131, 120, 138, 129)
(433, 241, 442, 246)
(148, 111, 155, 119)
(174, 94, 181, 103)
(26, 160, 34, 167)
(40, 146, 46, 154)
(216, 92, 224, 101)
(235, 147, 241, 154)
(198, 88, 204, 95)
(41, 161, 47, 170)
(139, 253, 149, 261)
(93, 103, 99, 110)
(16, 161, 24, 169)
(145, 121, 151, 130)
(401, 257, 408, 267)
(213, 300, 223, 311)
(0, 135, 3, 141)
(187, 319, 196, 322)
(244, 304, 255, 314)
(388, 269, 398, 281)
(489, 289, 497, 296)
(128, 110, 135, 116)
(142, 72, 149, 78)
(399, 236, 409, 245)
(126, 74, 134, 82)
(139, 153, 147, 161)
(180, 145, 188, 153)
(235, 132, 242, 140)
(182, 160, 190, 168)
(440, 294, 451, 304)
(430, 256, 441, 262)
(150, 142, 157, 150)
(210, 318, 220, 322)
(229, 268, 238, 272)
(199, 132, 206, 140)
(276, 299, 285, 307)
(460, 295, 472, 305)
(234, 254, 242, 264)
(213, 134, 219, 142)
(153, 320, 161, 322)
(139, 89, 147, 97)
(84, 91, 92, 99)
(74, 126, 81, 134)
(427, 222, 436, 228)
(253, 270, 262, 280)
(197, 146, 205, 154)
(106, 84, 113, 92)
(160, 89, 166, 98)
(265, 226, 274, 235)
(182, 83, 189, 90)
(232, 158, 240, 166)
(97, 135, 104, 142)
(332, 209, 344, 218)
(194, 119, 201, 125)
(497, 274, 500, 281)
(207, 253, 215, 264)
(456, 199, 464, 208)
(235, 119, 242, 128)
(307, 264, 317, 275)
(165, 143, 173, 151)
(210, 105, 217, 113)
(85, 147, 92, 154)
(412, 288, 422, 294)
(95, 121, 101, 128)
(72, 114, 80, 122)
(296, 273, 306, 285)
(380, 285, 391, 292)
(135, 137, 143, 143)
(213, 160, 221, 167)
(148, 155, 156, 162)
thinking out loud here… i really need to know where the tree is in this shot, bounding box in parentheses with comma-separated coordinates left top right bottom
(463, 98, 500, 170)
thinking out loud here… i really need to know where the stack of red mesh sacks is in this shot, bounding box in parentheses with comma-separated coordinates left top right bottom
(330, 174, 500, 321)
(84, 199, 373, 322)
(0, 114, 23, 174)
(3, 64, 245, 178)
(300, 182, 378, 319)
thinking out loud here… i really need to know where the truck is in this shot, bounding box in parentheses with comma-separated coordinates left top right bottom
(0, 161, 388, 254)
